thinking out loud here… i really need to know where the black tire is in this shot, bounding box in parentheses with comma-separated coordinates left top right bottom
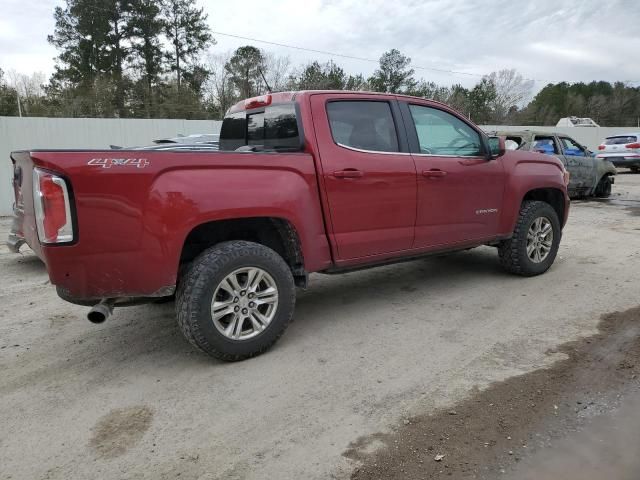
(498, 201, 561, 277)
(176, 241, 296, 361)
(594, 175, 612, 198)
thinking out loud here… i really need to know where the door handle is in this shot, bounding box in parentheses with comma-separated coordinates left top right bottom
(422, 169, 447, 178)
(333, 169, 364, 178)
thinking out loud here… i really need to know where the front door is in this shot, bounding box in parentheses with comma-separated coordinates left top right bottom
(558, 136, 597, 192)
(401, 102, 505, 248)
(310, 95, 417, 260)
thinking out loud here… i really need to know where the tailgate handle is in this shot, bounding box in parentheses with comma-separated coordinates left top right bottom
(422, 169, 447, 178)
(333, 169, 364, 178)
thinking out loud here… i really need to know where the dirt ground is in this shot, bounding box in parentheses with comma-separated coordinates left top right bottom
(1, 172, 640, 480)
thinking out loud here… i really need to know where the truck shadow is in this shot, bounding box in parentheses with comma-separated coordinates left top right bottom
(3, 247, 511, 386)
(293, 248, 504, 327)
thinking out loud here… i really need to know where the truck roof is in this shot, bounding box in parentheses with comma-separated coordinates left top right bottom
(227, 90, 452, 114)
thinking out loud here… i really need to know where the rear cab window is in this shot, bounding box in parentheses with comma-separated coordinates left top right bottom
(219, 102, 301, 152)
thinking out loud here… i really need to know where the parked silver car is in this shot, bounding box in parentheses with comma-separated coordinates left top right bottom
(596, 133, 640, 172)
(497, 130, 616, 198)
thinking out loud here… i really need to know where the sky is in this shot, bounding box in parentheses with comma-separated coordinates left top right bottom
(1, 0, 639, 93)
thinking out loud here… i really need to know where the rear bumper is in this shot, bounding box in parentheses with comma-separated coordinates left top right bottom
(597, 155, 640, 167)
(611, 158, 640, 168)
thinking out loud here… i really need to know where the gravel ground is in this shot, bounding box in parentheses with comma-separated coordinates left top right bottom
(1, 172, 639, 480)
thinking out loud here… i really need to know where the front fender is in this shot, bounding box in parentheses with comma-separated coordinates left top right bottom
(498, 154, 569, 234)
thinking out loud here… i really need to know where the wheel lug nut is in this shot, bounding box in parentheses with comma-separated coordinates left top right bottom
(240, 291, 246, 296)
(233, 297, 239, 303)
(234, 306, 240, 312)
(242, 308, 248, 314)
(248, 293, 255, 299)
(249, 302, 255, 308)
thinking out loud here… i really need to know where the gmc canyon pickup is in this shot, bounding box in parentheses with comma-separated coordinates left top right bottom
(8, 91, 570, 361)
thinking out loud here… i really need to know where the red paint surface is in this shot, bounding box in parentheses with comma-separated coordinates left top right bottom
(11, 91, 569, 301)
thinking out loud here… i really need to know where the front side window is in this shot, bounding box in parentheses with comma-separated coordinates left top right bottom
(532, 136, 560, 155)
(327, 101, 399, 153)
(560, 137, 585, 157)
(408, 105, 482, 156)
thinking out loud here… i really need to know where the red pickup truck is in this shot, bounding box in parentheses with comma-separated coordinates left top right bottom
(8, 91, 570, 361)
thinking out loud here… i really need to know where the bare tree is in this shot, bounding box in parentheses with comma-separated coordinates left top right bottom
(262, 53, 291, 93)
(204, 52, 236, 117)
(485, 69, 534, 123)
(7, 70, 47, 116)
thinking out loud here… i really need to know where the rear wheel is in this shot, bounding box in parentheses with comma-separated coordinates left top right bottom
(498, 201, 561, 276)
(176, 241, 296, 361)
(594, 175, 612, 198)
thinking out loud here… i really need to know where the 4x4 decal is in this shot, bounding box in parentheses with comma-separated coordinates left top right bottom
(88, 158, 150, 169)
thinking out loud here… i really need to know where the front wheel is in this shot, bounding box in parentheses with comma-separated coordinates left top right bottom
(498, 201, 561, 276)
(176, 241, 296, 361)
(594, 175, 612, 198)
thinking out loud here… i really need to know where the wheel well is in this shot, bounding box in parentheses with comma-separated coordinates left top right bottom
(180, 217, 305, 279)
(522, 188, 565, 223)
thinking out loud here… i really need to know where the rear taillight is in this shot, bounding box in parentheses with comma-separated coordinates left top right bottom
(33, 168, 74, 244)
(598, 145, 605, 150)
(625, 143, 640, 149)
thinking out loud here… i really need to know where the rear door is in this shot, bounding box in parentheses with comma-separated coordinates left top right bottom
(558, 136, 597, 191)
(310, 94, 417, 260)
(400, 101, 505, 248)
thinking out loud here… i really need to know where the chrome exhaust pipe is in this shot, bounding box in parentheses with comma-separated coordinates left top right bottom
(87, 299, 115, 324)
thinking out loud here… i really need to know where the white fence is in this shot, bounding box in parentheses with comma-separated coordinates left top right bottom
(0, 117, 222, 216)
(1, 116, 637, 216)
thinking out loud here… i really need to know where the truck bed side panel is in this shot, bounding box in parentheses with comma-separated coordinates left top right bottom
(24, 150, 330, 301)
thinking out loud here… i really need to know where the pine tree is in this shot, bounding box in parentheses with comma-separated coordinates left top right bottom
(126, 0, 165, 115)
(225, 46, 265, 98)
(162, 0, 213, 91)
(48, 0, 131, 117)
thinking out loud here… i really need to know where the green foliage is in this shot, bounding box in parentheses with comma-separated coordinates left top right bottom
(224, 46, 266, 99)
(288, 60, 367, 91)
(163, 0, 213, 90)
(517, 81, 640, 126)
(10, 17, 640, 126)
(0, 69, 20, 116)
(126, 0, 165, 115)
(368, 49, 416, 94)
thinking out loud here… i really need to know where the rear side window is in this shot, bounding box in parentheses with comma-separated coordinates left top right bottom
(219, 103, 300, 152)
(532, 136, 560, 154)
(327, 101, 399, 153)
(605, 136, 637, 145)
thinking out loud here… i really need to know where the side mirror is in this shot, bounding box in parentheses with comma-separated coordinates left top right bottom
(487, 136, 506, 158)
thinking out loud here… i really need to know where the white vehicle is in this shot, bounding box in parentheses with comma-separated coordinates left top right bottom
(596, 133, 640, 172)
(556, 117, 599, 127)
